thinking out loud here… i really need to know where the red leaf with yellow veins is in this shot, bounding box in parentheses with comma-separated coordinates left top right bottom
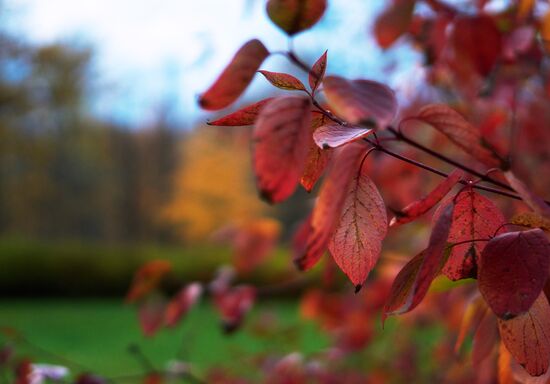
(328, 163, 387, 287)
(266, 0, 327, 36)
(300, 112, 333, 192)
(384, 203, 454, 319)
(323, 76, 397, 127)
(374, 0, 416, 49)
(207, 98, 273, 126)
(479, 229, 550, 319)
(253, 96, 311, 203)
(313, 124, 374, 149)
(435, 187, 506, 281)
(309, 50, 327, 93)
(295, 143, 366, 271)
(198, 39, 269, 111)
(390, 168, 463, 228)
(259, 70, 306, 91)
(412, 104, 503, 168)
(498, 293, 550, 376)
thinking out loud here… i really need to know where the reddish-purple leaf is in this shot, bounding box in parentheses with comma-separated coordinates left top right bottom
(198, 39, 269, 111)
(498, 293, 550, 376)
(412, 104, 503, 168)
(374, 0, 416, 49)
(323, 76, 398, 127)
(390, 168, 463, 227)
(164, 283, 203, 327)
(295, 143, 366, 271)
(472, 309, 499, 368)
(328, 164, 387, 287)
(504, 171, 550, 219)
(479, 229, 550, 319)
(313, 124, 374, 148)
(309, 50, 327, 93)
(207, 98, 273, 126)
(253, 96, 312, 203)
(435, 188, 506, 281)
(384, 203, 454, 318)
(259, 70, 307, 91)
(300, 112, 332, 192)
(212, 285, 256, 333)
(266, 0, 327, 36)
(138, 295, 167, 337)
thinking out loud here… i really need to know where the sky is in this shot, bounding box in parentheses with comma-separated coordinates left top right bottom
(3, 0, 421, 128)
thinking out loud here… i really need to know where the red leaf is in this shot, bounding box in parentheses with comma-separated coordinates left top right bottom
(323, 76, 398, 127)
(300, 112, 333, 192)
(498, 293, 550, 376)
(212, 285, 256, 333)
(472, 309, 499, 368)
(126, 260, 172, 303)
(384, 203, 454, 319)
(253, 96, 312, 203)
(207, 98, 273, 126)
(313, 124, 374, 148)
(266, 0, 327, 36)
(294, 143, 366, 271)
(309, 50, 327, 93)
(451, 16, 502, 77)
(436, 188, 506, 281)
(479, 229, 550, 319)
(138, 295, 167, 337)
(413, 104, 503, 168)
(374, 0, 416, 49)
(164, 283, 203, 327)
(390, 168, 463, 228)
(328, 164, 387, 287)
(259, 70, 306, 91)
(504, 171, 550, 219)
(198, 39, 269, 111)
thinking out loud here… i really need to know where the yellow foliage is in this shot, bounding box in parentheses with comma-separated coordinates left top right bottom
(162, 127, 267, 242)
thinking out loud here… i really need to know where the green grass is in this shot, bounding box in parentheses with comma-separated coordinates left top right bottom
(0, 299, 329, 379)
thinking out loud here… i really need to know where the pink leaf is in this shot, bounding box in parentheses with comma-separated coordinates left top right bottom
(313, 124, 374, 148)
(309, 50, 327, 93)
(323, 75, 398, 127)
(259, 70, 306, 91)
(164, 283, 203, 327)
(207, 98, 273, 126)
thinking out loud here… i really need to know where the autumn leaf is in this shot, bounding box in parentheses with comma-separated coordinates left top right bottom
(253, 95, 312, 203)
(384, 203, 454, 319)
(478, 229, 550, 319)
(266, 0, 327, 36)
(543, 10, 550, 53)
(295, 143, 367, 271)
(455, 294, 488, 353)
(164, 283, 203, 327)
(323, 75, 398, 127)
(436, 187, 506, 281)
(138, 295, 167, 337)
(412, 104, 504, 168)
(259, 70, 306, 91)
(212, 285, 256, 333)
(450, 16, 502, 77)
(126, 260, 172, 303)
(328, 163, 387, 287)
(498, 293, 550, 376)
(301, 112, 332, 192)
(207, 98, 273, 126)
(498, 342, 515, 384)
(472, 309, 498, 368)
(504, 170, 550, 219)
(198, 39, 269, 110)
(313, 124, 374, 148)
(309, 50, 327, 93)
(374, 0, 416, 49)
(389, 168, 463, 228)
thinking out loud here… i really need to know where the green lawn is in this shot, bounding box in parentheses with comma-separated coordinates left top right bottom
(0, 299, 329, 379)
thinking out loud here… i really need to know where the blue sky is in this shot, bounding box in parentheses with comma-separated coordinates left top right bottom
(3, 0, 421, 128)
